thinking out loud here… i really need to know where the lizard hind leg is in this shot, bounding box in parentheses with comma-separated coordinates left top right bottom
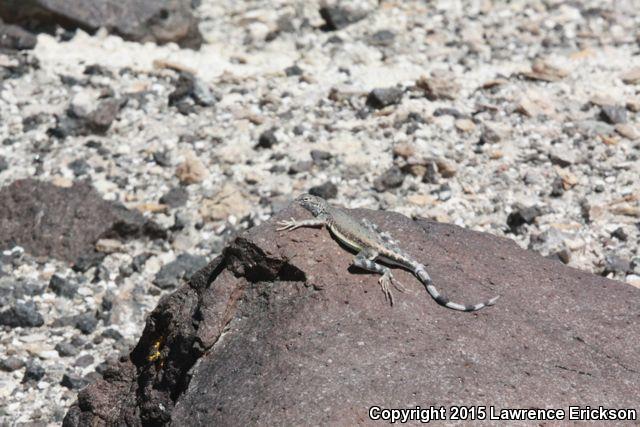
(352, 249, 405, 305)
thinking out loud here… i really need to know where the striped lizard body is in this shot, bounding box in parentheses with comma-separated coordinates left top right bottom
(277, 193, 499, 311)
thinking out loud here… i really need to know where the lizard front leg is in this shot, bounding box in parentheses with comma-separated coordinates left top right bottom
(352, 249, 403, 305)
(276, 217, 326, 231)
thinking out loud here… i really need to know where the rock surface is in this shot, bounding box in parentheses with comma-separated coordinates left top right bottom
(0, 0, 202, 48)
(64, 205, 640, 425)
(0, 21, 37, 50)
(0, 179, 162, 263)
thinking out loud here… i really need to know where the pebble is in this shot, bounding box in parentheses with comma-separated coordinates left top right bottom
(309, 182, 338, 200)
(310, 150, 332, 164)
(621, 67, 640, 84)
(373, 166, 405, 192)
(549, 146, 578, 167)
(0, 356, 25, 372)
(95, 238, 123, 254)
(319, 5, 366, 31)
(153, 253, 208, 289)
(368, 30, 395, 47)
(199, 184, 252, 222)
(416, 72, 460, 100)
(67, 159, 90, 176)
(366, 87, 403, 109)
(48, 275, 78, 299)
(55, 342, 79, 357)
(435, 158, 456, 178)
(60, 373, 88, 390)
(550, 176, 564, 197)
(0, 23, 38, 50)
(22, 362, 45, 382)
(603, 255, 631, 275)
(454, 119, 475, 132)
(516, 95, 554, 117)
(392, 142, 415, 159)
(433, 108, 463, 118)
(521, 59, 568, 82)
(101, 328, 123, 341)
(289, 161, 313, 174)
(626, 99, 640, 112)
(627, 275, 640, 289)
(0, 301, 44, 328)
(284, 64, 303, 77)
(74, 313, 98, 335)
(614, 123, 638, 140)
(153, 150, 172, 167)
(256, 129, 278, 149)
(600, 105, 627, 124)
(159, 187, 189, 208)
(507, 205, 543, 233)
(175, 151, 208, 184)
(0, 155, 8, 172)
(479, 124, 503, 144)
(86, 98, 123, 134)
(73, 354, 94, 368)
(406, 194, 435, 206)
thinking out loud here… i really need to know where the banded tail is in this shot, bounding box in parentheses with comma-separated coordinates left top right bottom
(414, 265, 499, 312)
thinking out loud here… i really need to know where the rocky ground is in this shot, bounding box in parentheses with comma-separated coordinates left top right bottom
(0, 0, 639, 424)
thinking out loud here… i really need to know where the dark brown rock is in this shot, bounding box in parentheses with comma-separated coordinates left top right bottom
(0, 0, 202, 49)
(64, 204, 640, 425)
(0, 179, 163, 263)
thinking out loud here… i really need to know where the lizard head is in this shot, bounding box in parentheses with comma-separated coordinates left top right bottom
(295, 193, 327, 217)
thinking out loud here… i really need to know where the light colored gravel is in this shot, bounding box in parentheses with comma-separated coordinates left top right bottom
(1, 0, 639, 424)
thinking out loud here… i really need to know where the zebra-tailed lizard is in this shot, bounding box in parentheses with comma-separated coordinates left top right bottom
(277, 194, 499, 311)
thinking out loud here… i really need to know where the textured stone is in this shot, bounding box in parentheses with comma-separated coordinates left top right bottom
(64, 205, 640, 425)
(49, 274, 78, 299)
(0, 0, 202, 48)
(0, 22, 37, 50)
(0, 301, 44, 327)
(22, 362, 45, 382)
(159, 187, 189, 208)
(365, 87, 403, 109)
(74, 312, 98, 335)
(308, 182, 338, 200)
(153, 253, 208, 289)
(507, 204, 543, 232)
(61, 373, 89, 390)
(255, 129, 278, 149)
(0, 356, 25, 372)
(416, 73, 460, 100)
(0, 179, 161, 263)
(600, 105, 627, 124)
(621, 67, 640, 85)
(175, 152, 208, 184)
(373, 166, 405, 192)
(319, 6, 367, 31)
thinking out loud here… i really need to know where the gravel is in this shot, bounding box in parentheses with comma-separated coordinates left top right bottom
(1, 0, 639, 424)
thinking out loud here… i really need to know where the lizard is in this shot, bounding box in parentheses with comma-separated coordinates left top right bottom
(276, 193, 499, 311)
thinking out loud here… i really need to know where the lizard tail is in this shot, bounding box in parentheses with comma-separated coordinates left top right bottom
(414, 265, 499, 312)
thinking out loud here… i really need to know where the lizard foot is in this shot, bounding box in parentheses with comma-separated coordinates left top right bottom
(276, 217, 299, 231)
(379, 271, 404, 305)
